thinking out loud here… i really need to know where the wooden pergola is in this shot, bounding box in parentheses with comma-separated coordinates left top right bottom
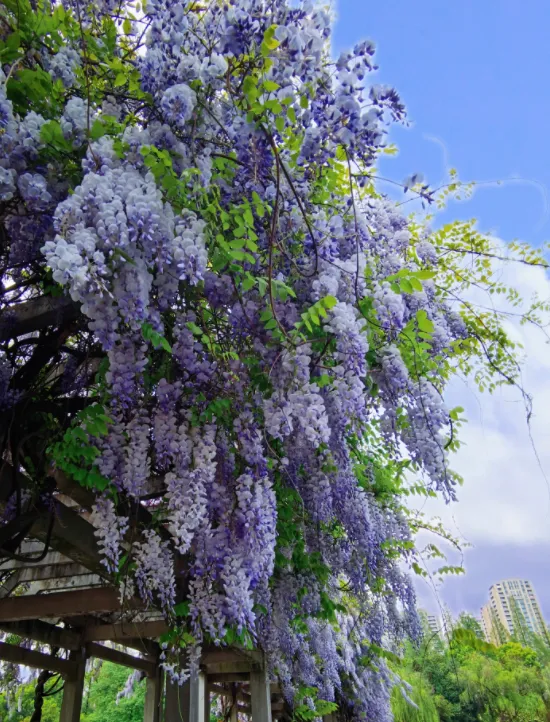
(0, 463, 289, 722)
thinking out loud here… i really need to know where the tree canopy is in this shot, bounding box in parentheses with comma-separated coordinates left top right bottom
(0, 1, 548, 720)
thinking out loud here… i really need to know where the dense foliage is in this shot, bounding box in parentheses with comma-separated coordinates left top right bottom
(1, 0, 548, 719)
(393, 614, 550, 722)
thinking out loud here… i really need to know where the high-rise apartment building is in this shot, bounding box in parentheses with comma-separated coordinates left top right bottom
(426, 613, 440, 636)
(481, 579, 546, 644)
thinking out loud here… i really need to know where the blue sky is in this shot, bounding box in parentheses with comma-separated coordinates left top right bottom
(333, 0, 550, 246)
(333, 1, 550, 622)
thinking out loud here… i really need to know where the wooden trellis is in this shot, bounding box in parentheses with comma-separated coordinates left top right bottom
(0, 467, 290, 722)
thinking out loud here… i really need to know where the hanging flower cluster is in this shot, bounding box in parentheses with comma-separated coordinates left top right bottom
(1, 0, 523, 719)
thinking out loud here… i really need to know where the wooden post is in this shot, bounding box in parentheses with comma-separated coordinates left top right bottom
(203, 677, 211, 722)
(165, 675, 190, 721)
(250, 668, 272, 722)
(144, 665, 164, 722)
(190, 671, 207, 722)
(59, 648, 87, 722)
(165, 671, 207, 722)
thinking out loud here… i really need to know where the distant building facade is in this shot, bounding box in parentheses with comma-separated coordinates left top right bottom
(481, 579, 546, 644)
(426, 613, 440, 636)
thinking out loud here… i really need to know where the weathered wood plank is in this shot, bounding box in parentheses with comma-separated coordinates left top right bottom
(0, 296, 79, 342)
(0, 587, 141, 621)
(86, 642, 156, 676)
(208, 673, 250, 683)
(83, 619, 168, 643)
(204, 661, 258, 675)
(0, 560, 87, 580)
(0, 641, 75, 675)
(0, 619, 82, 650)
(0, 463, 109, 579)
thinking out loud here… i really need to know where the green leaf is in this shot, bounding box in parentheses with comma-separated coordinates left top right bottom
(409, 277, 423, 292)
(275, 116, 285, 133)
(89, 120, 106, 141)
(414, 269, 437, 280)
(174, 601, 190, 617)
(399, 278, 413, 294)
(321, 295, 337, 309)
(262, 80, 280, 92)
(416, 310, 434, 334)
(243, 207, 254, 227)
(242, 274, 256, 292)
(114, 72, 127, 87)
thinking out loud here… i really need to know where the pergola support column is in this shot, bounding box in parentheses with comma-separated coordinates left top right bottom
(144, 665, 164, 722)
(59, 648, 87, 722)
(190, 671, 207, 722)
(165, 670, 208, 722)
(250, 668, 272, 722)
(165, 672, 190, 721)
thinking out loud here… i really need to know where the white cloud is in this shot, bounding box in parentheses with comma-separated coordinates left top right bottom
(416, 245, 550, 547)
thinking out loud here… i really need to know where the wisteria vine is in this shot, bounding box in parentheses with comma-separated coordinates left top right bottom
(0, 0, 544, 720)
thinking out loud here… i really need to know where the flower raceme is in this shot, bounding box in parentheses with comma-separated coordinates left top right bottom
(0, 1, 486, 718)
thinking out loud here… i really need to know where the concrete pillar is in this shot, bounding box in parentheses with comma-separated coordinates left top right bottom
(203, 679, 210, 722)
(144, 665, 164, 722)
(190, 671, 207, 722)
(250, 669, 272, 722)
(165, 675, 190, 721)
(165, 671, 207, 722)
(59, 648, 87, 722)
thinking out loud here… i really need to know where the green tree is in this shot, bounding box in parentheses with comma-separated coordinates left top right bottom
(391, 669, 440, 722)
(81, 663, 145, 722)
(456, 613, 484, 640)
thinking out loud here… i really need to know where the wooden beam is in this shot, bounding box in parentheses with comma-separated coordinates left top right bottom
(0, 641, 75, 675)
(83, 619, 168, 643)
(0, 464, 109, 579)
(208, 673, 250, 683)
(86, 642, 156, 676)
(60, 648, 87, 722)
(0, 571, 23, 598)
(204, 661, 257, 675)
(202, 648, 262, 666)
(25, 574, 102, 596)
(0, 619, 82, 650)
(29, 500, 108, 578)
(0, 587, 141, 621)
(0, 296, 79, 342)
(52, 469, 96, 511)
